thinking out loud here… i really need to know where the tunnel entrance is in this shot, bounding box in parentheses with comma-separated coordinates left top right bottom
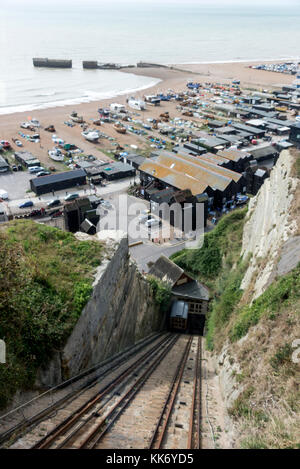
(187, 313, 206, 335)
(168, 300, 206, 336)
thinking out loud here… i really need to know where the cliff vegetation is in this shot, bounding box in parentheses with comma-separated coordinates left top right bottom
(0, 220, 103, 409)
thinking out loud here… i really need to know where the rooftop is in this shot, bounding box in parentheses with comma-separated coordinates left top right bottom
(172, 280, 210, 301)
(149, 255, 186, 286)
(31, 169, 86, 187)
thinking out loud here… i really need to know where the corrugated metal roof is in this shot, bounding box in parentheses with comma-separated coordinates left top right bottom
(31, 169, 86, 188)
(156, 153, 233, 192)
(196, 152, 229, 166)
(217, 149, 250, 162)
(231, 122, 265, 134)
(192, 134, 227, 148)
(174, 153, 242, 183)
(250, 146, 278, 159)
(15, 151, 36, 161)
(139, 159, 209, 195)
(140, 150, 242, 194)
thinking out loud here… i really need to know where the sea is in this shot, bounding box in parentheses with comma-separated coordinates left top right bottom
(1, 0, 300, 115)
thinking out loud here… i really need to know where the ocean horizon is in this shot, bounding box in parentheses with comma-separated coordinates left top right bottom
(1, 1, 300, 114)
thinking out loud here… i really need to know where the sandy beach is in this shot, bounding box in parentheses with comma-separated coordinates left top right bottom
(0, 60, 296, 170)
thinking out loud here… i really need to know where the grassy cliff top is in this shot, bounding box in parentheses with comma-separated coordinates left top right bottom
(0, 220, 103, 409)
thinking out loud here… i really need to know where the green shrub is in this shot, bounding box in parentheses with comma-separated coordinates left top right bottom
(228, 386, 254, 419)
(73, 282, 93, 317)
(0, 220, 103, 409)
(171, 208, 247, 280)
(270, 344, 293, 370)
(230, 264, 300, 342)
(148, 276, 172, 313)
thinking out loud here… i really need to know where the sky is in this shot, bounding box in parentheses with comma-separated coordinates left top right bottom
(4, 0, 299, 4)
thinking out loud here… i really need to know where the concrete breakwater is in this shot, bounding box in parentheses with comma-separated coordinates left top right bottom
(82, 61, 135, 69)
(33, 58, 72, 68)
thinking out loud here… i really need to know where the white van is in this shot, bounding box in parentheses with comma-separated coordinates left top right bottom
(0, 189, 8, 200)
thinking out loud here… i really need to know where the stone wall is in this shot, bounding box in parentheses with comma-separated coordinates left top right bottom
(37, 233, 164, 386)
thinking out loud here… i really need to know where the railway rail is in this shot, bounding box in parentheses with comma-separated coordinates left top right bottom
(5, 334, 203, 450)
(0, 332, 167, 447)
(32, 334, 178, 449)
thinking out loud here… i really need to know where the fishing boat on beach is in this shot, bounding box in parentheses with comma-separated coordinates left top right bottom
(113, 123, 127, 134)
(127, 97, 146, 111)
(48, 148, 64, 162)
(144, 95, 161, 106)
(81, 130, 100, 143)
(70, 111, 84, 123)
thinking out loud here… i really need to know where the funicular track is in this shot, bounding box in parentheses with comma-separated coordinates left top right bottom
(0, 332, 169, 448)
(4, 334, 203, 450)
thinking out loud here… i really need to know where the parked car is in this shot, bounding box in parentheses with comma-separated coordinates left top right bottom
(12, 165, 18, 171)
(29, 209, 44, 217)
(145, 218, 160, 228)
(0, 189, 9, 200)
(47, 199, 61, 207)
(36, 171, 51, 177)
(29, 166, 44, 174)
(236, 195, 249, 205)
(19, 201, 34, 209)
(65, 193, 79, 201)
(100, 200, 113, 209)
(138, 214, 150, 224)
(51, 210, 63, 218)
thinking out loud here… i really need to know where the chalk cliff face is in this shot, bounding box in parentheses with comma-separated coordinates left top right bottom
(37, 233, 163, 386)
(213, 150, 300, 448)
(241, 150, 299, 299)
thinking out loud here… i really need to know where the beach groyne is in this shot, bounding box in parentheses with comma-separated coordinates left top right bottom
(137, 62, 169, 68)
(82, 61, 135, 70)
(33, 58, 72, 68)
